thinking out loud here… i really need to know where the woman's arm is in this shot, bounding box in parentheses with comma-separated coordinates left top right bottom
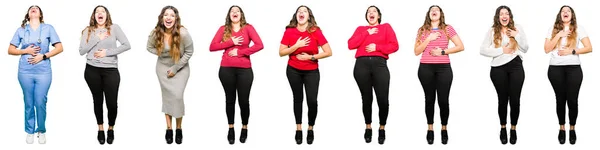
(105, 24, 131, 56)
(347, 26, 367, 50)
(209, 26, 234, 51)
(46, 25, 63, 58)
(377, 24, 399, 54)
(237, 25, 264, 56)
(575, 37, 592, 54)
(313, 43, 332, 59)
(79, 27, 101, 56)
(444, 35, 464, 54)
(480, 28, 503, 57)
(414, 32, 431, 56)
(279, 44, 300, 57)
(169, 28, 194, 74)
(514, 25, 529, 53)
(147, 31, 158, 55)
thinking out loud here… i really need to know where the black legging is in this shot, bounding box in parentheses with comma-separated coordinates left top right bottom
(490, 57, 525, 126)
(548, 65, 583, 126)
(418, 63, 453, 125)
(286, 65, 319, 126)
(353, 56, 390, 125)
(219, 67, 254, 125)
(84, 64, 120, 126)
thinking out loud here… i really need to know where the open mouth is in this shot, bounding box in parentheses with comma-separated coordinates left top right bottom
(165, 20, 173, 26)
(233, 14, 238, 18)
(98, 16, 104, 20)
(299, 15, 305, 20)
(563, 14, 569, 18)
(369, 15, 375, 20)
(501, 18, 508, 23)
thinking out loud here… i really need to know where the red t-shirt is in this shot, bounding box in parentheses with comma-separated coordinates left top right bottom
(280, 27, 328, 70)
(347, 23, 399, 59)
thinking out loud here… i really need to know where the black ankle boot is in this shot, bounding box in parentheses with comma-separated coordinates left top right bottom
(239, 128, 248, 143)
(426, 130, 434, 145)
(364, 129, 372, 143)
(175, 129, 183, 144)
(509, 129, 517, 144)
(295, 130, 302, 145)
(378, 129, 385, 145)
(569, 130, 576, 145)
(107, 130, 114, 144)
(165, 129, 173, 144)
(558, 130, 566, 144)
(441, 130, 448, 144)
(97, 130, 105, 145)
(500, 128, 508, 144)
(227, 128, 235, 144)
(307, 130, 314, 145)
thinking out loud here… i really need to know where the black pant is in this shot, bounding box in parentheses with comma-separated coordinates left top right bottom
(286, 65, 320, 126)
(418, 63, 453, 125)
(548, 65, 583, 125)
(84, 64, 120, 126)
(353, 56, 390, 125)
(218, 67, 254, 125)
(490, 57, 525, 126)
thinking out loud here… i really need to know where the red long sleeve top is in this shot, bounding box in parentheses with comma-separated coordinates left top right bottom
(347, 23, 399, 59)
(209, 24, 264, 68)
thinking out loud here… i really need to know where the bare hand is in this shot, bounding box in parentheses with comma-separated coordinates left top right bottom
(94, 49, 107, 58)
(558, 48, 573, 56)
(366, 43, 376, 52)
(367, 28, 378, 35)
(430, 47, 443, 56)
(557, 30, 571, 38)
(294, 37, 310, 48)
(426, 32, 441, 42)
(23, 44, 40, 55)
(232, 36, 244, 45)
(506, 29, 518, 37)
(27, 54, 44, 64)
(97, 31, 109, 40)
(296, 52, 312, 61)
(502, 44, 515, 54)
(167, 70, 175, 78)
(228, 48, 238, 57)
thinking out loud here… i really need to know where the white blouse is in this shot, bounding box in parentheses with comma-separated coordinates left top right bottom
(480, 24, 529, 67)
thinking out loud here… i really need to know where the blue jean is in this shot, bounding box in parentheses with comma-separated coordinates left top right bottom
(18, 73, 52, 134)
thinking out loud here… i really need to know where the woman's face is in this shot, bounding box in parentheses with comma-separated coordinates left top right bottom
(28, 6, 41, 20)
(366, 7, 379, 25)
(163, 9, 176, 29)
(296, 7, 309, 25)
(229, 7, 241, 23)
(560, 7, 572, 23)
(429, 7, 441, 21)
(498, 8, 510, 26)
(95, 7, 107, 26)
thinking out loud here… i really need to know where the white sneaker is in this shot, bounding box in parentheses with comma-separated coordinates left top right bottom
(38, 133, 46, 144)
(26, 134, 34, 144)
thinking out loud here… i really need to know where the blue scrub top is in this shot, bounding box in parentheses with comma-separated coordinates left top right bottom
(10, 23, 61, 74)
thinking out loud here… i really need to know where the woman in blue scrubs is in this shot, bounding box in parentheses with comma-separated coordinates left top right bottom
(7, 5, 63, 144)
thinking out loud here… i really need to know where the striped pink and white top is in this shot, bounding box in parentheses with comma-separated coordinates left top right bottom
(418, 25, 458, 64)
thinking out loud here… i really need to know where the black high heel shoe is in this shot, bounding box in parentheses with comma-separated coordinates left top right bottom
(441, 130, 448, 144)
(426, 130, 434, 145)
(509, 129, 517, 145)
(239, 128, 248, 143)
(378, 129, 385, 145)
(295, 130, 302, 145)
(97, 130, 105, 145)
(165, 129, 173, 144)
(227, 128, 235, 144)
(307, 130, 314, 145)
(500, 128, 508, 144)
(569, 130, 576, 145)
(175, 129, 183, 144)
(558, 130, 566, 144)
(364, 129, 372, 143)
(107, 130, 114, 144)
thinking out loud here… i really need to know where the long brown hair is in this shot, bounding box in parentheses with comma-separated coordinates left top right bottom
(551, 5, 578, 49)
(285, 5, 319, 33)
(82, 5, 113, 43)
(492, 5, 518, 49)
(222, 5, 248, 42)
(416, 5, 449, 43)
(152, 5, 184, 63)
(21, 5, 44, 28)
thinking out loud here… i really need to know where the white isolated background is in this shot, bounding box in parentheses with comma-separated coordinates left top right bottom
(0, 0, 597, 150)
